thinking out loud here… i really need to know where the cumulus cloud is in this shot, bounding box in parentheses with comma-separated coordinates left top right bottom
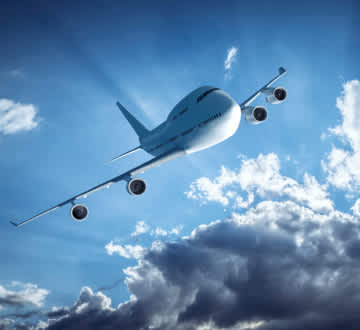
(322, 80, 360, 191)
(37, 287, 114, 329)
(105, 241, 145, 259)
(24, 196, 360, 330)
(224, 47, 238, 80)
(186, 153, 333, 213)
(0, 281, 49, 308)
(0, 99, 39, 135)
(131, 221, 150, 237)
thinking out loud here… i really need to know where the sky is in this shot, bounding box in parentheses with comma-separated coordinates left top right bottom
(1, 0, 360, 329)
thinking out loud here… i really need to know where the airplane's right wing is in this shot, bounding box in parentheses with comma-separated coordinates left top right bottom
(11, 148, 186, 228)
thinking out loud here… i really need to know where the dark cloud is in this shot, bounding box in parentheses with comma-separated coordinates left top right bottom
(0, 296, 26, 308)
(0, 282, 48, 310)
(26, 200, 360, 330)
(0, 310, 40, 319)
(46, 308, 70, 319)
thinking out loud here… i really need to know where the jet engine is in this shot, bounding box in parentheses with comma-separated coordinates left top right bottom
(70, 204, 89, 221)
(243, 106, 268, 124)
(127, 178, 146, 195)
(262, 87, 287, 104)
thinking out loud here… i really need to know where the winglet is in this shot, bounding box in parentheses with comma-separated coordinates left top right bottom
(10, 221, 19, 227)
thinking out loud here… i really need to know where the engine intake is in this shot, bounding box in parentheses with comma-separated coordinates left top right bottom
(243, 106, 268, 124)
(127, 178, 146, 195)
(262, 87, 287, 104)
(71, 204, 88, 221)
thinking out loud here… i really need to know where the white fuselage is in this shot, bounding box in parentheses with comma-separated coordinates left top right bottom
(140, 86, 241, 156)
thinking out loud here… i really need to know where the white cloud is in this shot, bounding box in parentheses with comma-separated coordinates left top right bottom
(323, 80, 360, 191)
(186, 153, 333, 213)
(185, 166, 238, 206)
(224, 47, 238, 70)
(352, 199, 360, 217)
(131, 221, 149, 237)
(224, 47, 238, 79)
(234, 192, 254, 209)
(0, 281, 49, 308)
(0, 98, 39, 135)
(151, 224, 184, 237)
(73, 287, 113, 314)
(105, 241, 145, 259)
(169, 224, 184, 235)
(153, 227, 168, 236)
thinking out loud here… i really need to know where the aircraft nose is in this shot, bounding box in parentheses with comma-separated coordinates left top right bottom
(222, 95, 241, 136)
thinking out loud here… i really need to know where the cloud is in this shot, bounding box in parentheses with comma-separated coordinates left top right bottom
(352, 199, 360, 217)
(224, 47, 238, 70)
(38, 288, 113, 329)
(0, 282, 49, 309)
(153, 227, 168, 236)
(1, 310, 40, 319)
(151, 224, 184, 237)
(105, 241, 145, 259)
(0, 99, 39, 135)
(322, 80, 360, 191)
(0, 318, 14, 330)
(186, 153, 333, 213)
(131, 221, 150, 237)
(224, 47, 238, 80)
(27, 195, 360, 330)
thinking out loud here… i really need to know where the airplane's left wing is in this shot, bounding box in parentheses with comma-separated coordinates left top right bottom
(240, 67, 287, 108)
(10, 148, 185, 228)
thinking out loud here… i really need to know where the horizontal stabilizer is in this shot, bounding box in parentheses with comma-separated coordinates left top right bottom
(108, 146, 142, 164)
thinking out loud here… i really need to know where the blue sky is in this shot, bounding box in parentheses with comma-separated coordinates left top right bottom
(1, 0, 360, 329)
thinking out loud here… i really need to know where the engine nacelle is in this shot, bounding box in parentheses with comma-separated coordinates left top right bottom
(127, 178, 146, 195)
(70, 204, 88, 222)
(262, 87, 287, 104)
(243, 106, 268, 124)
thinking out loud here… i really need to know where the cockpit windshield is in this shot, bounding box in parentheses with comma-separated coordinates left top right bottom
(197, 88, 220, 103)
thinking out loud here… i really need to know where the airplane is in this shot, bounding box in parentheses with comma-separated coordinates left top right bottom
(10, 67, 287, 228)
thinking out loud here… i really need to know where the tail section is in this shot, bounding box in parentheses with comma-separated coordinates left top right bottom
(116, 102, 149, 138)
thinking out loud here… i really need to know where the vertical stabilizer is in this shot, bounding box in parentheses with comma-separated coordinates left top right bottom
(116, 102, 149, 138)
